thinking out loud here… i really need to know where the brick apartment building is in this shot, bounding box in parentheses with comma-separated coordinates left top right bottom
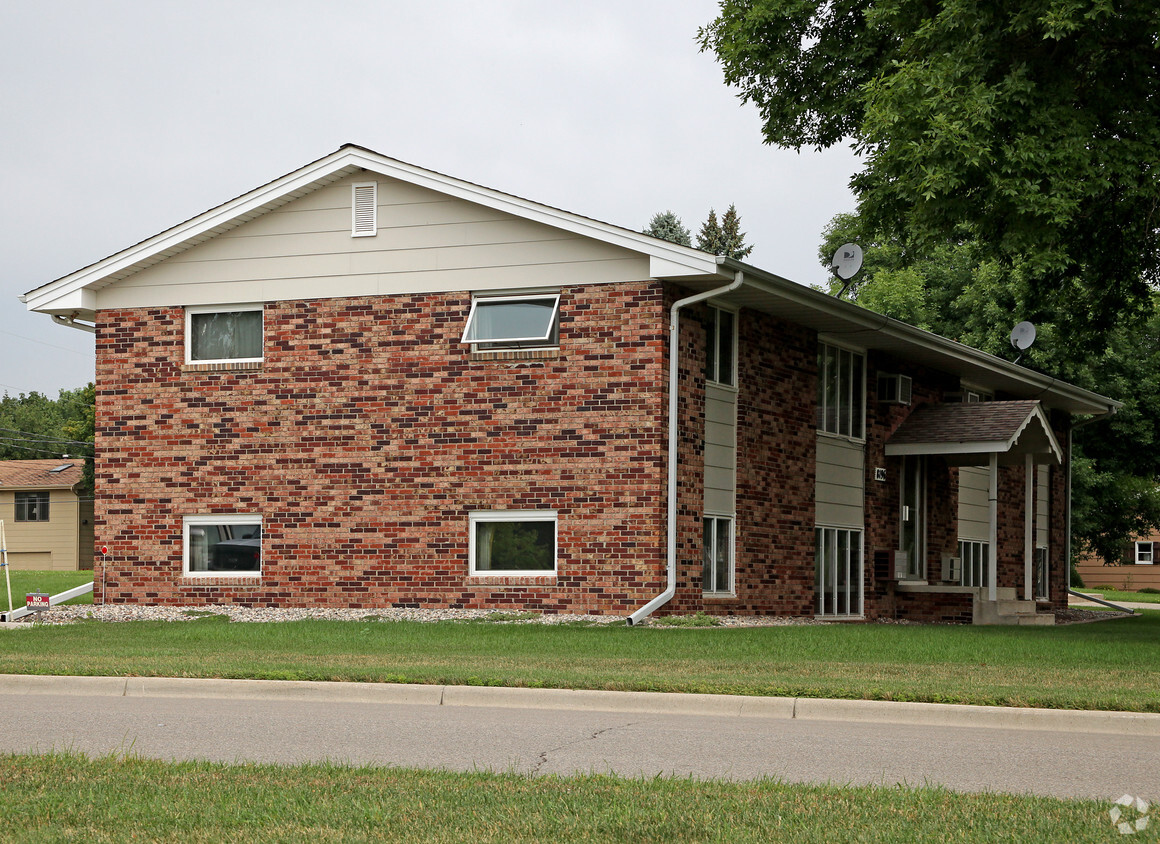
(23, 145, 1119, 623)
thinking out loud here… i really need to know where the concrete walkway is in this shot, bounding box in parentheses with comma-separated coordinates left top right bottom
(3, 673, 1159, 737)
(1068, 593, 1159, 611)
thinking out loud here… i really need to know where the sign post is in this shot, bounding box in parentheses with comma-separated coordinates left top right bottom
(1, 521, 11, 619)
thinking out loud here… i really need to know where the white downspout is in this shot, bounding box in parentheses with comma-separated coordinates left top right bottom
(1024, 453, 1034, 601)
(988, 451, 998, 604)
(627, 271, 745, 626)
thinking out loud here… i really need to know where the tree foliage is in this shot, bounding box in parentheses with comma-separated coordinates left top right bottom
(0, 385, 96, 495)
(698, 204, 754, 260)
(701, 1, 1160, 342)
(644, 211, 692, 247)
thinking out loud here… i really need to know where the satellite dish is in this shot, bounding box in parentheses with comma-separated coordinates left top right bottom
(1010, 321, 1037, 351)
(831, 243, 864, 281)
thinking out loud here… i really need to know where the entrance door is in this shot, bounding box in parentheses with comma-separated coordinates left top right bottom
(899, 455, 925, 579)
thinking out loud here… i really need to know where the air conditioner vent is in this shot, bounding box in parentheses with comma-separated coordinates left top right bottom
(877, 373, 912, 405)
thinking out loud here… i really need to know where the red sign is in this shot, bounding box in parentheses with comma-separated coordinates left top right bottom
(25, 593, 50, 611)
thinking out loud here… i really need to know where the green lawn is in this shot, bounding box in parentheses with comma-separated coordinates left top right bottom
(1078, 585, 1160, 604)
(3, 610, 1157, 712)
(1, 569, 93, 610)
(0, 752, 1124, 843)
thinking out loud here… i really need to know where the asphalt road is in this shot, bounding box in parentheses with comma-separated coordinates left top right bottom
(2, 678, 1158, 802)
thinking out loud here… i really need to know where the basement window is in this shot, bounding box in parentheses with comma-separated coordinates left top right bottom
(469, 510, 557, 576)
(184, 515, 262, 576)
(186, 305, 263, 365)
(462, 293, 560, 350)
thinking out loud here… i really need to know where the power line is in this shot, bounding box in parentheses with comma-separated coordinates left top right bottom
(0, 426, 93, 448)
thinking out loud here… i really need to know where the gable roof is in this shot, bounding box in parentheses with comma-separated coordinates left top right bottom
(21, 143, 722, 319)
(0, 459, 84, 490)
(884, 401, 1063, 465)
(22, 143, 1120, 418)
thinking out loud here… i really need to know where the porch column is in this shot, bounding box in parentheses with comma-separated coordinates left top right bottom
(1024, 453, 1034, 600)
(988, 452, 998, 602)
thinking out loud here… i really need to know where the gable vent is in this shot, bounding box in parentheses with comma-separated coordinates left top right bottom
(352, 182, 377, 237)
(877, 373, 913, 406)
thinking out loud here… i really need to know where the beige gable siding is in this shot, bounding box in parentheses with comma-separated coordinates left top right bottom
(97, 174, 651, 310)
(0, 489, 83, 570)
(703, 384, 736, 515)
(815, 435, 864, 528)
(958, 466, 991, 542)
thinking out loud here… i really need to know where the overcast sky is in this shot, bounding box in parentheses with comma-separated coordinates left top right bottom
(0, 0, 860, 397)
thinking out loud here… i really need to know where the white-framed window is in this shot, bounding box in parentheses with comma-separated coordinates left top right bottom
(469, 510, 557, 576)
(704, 306, 737, 387)
(817, 342, 865, 439)
(462, 293, 561, 350)
(352, 181, 377, 236)
(185, 304, 263, 364)
(702, 515, 733, 595)
(816, 526, 863, 616)
(15, 491, 49, 522)
(958, 539, 990, 588)
(184, 515, 262, 576)
(1135, 541, 1154, 565)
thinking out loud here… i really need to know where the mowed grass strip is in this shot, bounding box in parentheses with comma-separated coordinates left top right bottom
(2, 611, 1159, 712)
(1, 570, 93, 607)
(0, 752, 1121, 844)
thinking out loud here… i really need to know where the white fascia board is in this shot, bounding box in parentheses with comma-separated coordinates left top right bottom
(26, 145, 723, 316)
(885, 441, 1011, 457)
(23, 286, 97, 318)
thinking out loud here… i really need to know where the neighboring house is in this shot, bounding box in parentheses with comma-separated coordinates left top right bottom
(22, 145, 1120, 623)
(0, 459, 94, 570)
(1076, 533, 1160, 591)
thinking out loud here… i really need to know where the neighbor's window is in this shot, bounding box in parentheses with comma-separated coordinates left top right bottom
(184, 515, 262, 576)
(1135, 541, 1154, 565)
(702, 515, 733, 595)
(15, 491, 49, 522)
(704, 306, 736, 387)
(462, 294, 560, 349)
(469, 510, 557, 575)
(817, 342, 865, 438)
(186, 305, 263, 364)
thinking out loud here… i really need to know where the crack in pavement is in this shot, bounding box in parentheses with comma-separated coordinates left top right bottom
(530, 722, 636, 775)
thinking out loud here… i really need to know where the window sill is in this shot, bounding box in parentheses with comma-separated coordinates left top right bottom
(184, 361, 263, 374)
(702, 592, 737, 600)
(469, 348, 560, 363)
(816, 430, 867, 445)
(467, 574, 556, 585)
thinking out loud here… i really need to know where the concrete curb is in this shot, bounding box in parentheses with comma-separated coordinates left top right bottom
(3, 674, 1159, 736)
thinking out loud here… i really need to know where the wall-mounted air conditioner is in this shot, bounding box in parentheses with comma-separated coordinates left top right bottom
(941, 554, 962, 584)
(878, 373, 913, 405)
(893, 550, 910, 580)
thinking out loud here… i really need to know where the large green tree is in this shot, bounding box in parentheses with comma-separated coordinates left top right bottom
(700, 1, 1160, 342)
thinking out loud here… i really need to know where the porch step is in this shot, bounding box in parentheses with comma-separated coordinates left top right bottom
(973, 595, 1055, 626)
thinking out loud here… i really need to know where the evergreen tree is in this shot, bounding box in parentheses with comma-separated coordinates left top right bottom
(719, 204, 753, 260)
(643, 211, 691, 247)
(696, 209, 723, 255)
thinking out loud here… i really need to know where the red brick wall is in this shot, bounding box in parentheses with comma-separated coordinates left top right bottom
(93, 282, 671, 614)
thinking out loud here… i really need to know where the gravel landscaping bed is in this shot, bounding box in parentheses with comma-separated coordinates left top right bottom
(18, 604, 1127, 627)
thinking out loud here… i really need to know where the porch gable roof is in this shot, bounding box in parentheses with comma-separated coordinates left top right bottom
(883, 401, 1063, 466)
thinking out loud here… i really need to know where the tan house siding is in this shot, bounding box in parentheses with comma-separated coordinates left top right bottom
(0, 487, 88, 570)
